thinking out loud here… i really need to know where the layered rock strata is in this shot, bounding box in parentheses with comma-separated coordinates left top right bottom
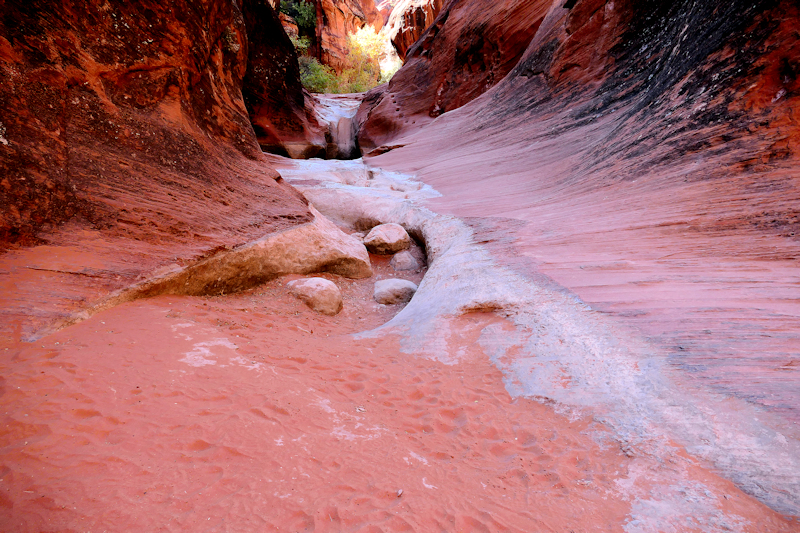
(357, 0, 549, 152)
(385, 0, 444, 60)
(363, 0, 800, 513)
(0, 0, 327, 337)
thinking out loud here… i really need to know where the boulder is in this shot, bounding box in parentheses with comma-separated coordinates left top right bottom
(374, 279, 418, 304)
(390, 250, 421, 271)
(364, 223, 411, 254)
(288, 278, 343, 315)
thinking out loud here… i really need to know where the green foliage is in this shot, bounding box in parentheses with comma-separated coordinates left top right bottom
(280, 0, 316, 34)
(299, 56, 338, 93)
(295, 24, 401, 93)
(290, 35, 310, 55)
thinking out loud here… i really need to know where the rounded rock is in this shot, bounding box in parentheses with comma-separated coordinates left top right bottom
(287, 277, 343, 315)
(363, 223, 411, 254)
(374, 279, 418, 305)
(390, 250, 421, 271)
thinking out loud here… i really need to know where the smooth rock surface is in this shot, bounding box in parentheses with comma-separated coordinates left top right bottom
(363, 0, 800, 517)
(390, 250, 421, 271)
(33, 206, 372, 335)
(374, 278, 417, 304)
(357, 0, 546, 153)
(363, 223, 411, 254)
(287, 277, 343, 315)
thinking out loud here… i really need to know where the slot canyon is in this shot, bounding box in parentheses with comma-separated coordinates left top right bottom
(1, 0, 799, 531)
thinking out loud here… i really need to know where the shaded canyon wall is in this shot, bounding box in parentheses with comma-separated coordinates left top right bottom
(0, 0, 315, 336)
(357, 0, 551, 153)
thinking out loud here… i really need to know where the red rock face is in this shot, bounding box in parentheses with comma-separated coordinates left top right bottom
(385, 0, 444, 60)
(316, 0, 384, 73)
(367, 0, 800, 511)
(279, 12, 301, 37)
(242, 0, 326, 157)
(0, 0, 312, 335)
(357, 0, 550, 153)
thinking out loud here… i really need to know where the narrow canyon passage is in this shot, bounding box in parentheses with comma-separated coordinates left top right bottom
(1, 94, 798, 529)
(2, 0, 799, 530)
(1, 148, 798, 531)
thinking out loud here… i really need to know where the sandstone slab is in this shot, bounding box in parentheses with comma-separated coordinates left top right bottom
(374, 278, 417, 304)
(364, 223, 411, 254)
(288, 277, 343, 315)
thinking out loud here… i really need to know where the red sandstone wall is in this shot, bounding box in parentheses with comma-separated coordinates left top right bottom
(357, 0, 551, 153)
(0, 0, 314, 336)
(242, 0, 326, 157)
(386, 0, 444, 60)
(365, 4, 800, 505)
(0, 0, 313, 249)
(316, 0, 384, 73)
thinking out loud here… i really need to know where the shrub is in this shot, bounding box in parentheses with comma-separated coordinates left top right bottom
(280, 0, 316, 34)
(299, 56, 338, 93)
(290, 35, 311, 55)
(295, 23, 402, 93)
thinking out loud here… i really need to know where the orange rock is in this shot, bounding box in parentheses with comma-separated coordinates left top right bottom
(357, 0, 549, 153)
(316, 0, 384, 73)
(0, 0, 315, 335)
(385, 0, 444, 60)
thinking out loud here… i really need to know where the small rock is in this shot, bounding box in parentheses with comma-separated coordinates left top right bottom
(351, 232, 366, 242)
(287, 277, 343, 315)
(390, 250, 421, 271)
(363, 223, 411, 254)
(374, 279, 417, 304)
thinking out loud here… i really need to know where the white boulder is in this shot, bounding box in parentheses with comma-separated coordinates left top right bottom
(374, 279, 418, 305)
(288, 277, 343, 315)
(363, 223, 411, 254)
(390, 250, 421, 271)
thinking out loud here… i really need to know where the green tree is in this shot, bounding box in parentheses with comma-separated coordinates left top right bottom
(280, 0, 316, 34)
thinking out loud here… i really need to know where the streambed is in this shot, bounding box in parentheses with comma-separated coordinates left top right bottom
(275, 151, 800, 521)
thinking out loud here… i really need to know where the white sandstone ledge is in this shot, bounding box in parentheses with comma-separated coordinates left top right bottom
(281, 157, 800, 521)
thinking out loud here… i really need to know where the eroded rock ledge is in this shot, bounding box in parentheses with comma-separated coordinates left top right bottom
(36, 207, 371, 337)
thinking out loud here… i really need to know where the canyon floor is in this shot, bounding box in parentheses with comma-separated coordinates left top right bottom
(1, 145, 798, 531)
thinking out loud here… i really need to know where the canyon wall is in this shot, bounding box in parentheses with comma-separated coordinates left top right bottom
(316, 0, 384, 73)
(385, 0, 444, 60)
(367, 0, 800, 512)
(242, 0, 326, 157)
(0, 0, 314, 335)
(357, 0, 550, 153)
